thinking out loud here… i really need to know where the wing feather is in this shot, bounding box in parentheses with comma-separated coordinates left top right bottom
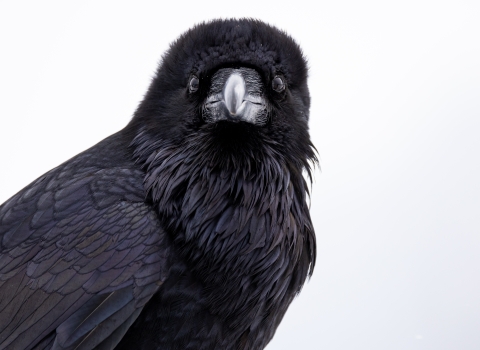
(0, 159, 169, 350)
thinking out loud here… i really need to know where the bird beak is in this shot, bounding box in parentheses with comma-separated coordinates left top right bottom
(223, 74, 246, 117)
(204, 68, 267, 125)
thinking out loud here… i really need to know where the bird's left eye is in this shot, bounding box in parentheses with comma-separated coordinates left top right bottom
(189, 76, 199, 93)
(272, 76, 285, 92)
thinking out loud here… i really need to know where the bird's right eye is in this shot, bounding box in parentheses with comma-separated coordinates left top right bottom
(189, 76, 199, 93)
(272, 76, 285, 92)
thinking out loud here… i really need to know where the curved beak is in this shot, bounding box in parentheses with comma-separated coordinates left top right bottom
(204, 68, 267, 125)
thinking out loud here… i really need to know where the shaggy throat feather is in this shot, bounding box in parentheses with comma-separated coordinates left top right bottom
(132, 131, 307, 280)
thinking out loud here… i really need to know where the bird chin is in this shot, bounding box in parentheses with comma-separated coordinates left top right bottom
(205, 120, 258, 139)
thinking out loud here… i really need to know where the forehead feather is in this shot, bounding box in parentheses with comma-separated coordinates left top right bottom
(162, 19, 307, 86)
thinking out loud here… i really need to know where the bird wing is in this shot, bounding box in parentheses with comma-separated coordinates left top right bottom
(0, 162, 168, 350)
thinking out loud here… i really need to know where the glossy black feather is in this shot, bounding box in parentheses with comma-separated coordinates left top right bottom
(0, 135, 170, 350)
(1, 19, 316, 350)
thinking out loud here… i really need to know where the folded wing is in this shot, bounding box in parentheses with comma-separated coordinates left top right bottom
(0, 162, 169, 350)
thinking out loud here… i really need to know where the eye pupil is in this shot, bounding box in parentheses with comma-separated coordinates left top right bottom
(189, 76, 199, 92)
(272, 76, 285, 92)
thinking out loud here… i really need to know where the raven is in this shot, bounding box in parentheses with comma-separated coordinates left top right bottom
(0, 19, 316, 350)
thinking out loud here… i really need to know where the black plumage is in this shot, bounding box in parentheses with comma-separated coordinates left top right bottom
(0, 19, 317, 350)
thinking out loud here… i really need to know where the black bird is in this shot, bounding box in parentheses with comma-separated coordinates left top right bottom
(0, 19, 316, 350)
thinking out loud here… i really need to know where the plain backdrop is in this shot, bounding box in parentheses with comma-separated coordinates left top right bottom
(0, 1, 479, 349)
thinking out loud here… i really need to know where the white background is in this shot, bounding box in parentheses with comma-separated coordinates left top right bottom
(0, 1, 479, 349)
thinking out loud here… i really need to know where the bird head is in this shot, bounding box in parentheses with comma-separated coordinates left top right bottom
(128, 19, 315, 172)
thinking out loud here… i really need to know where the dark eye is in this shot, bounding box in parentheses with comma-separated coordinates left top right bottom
(189, 76, 199, 93)
(272, 76, 285, 92)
